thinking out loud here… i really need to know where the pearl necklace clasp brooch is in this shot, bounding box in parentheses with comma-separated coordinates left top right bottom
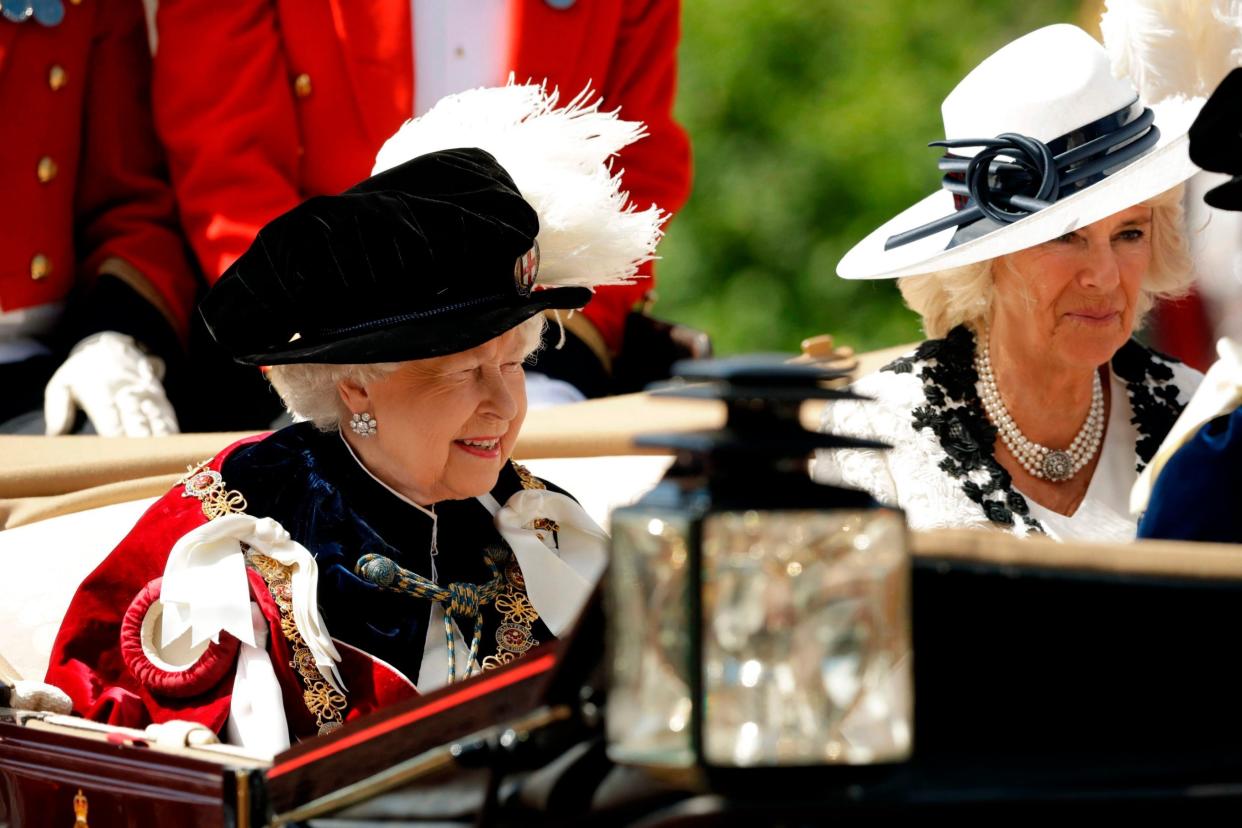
(974, 335, 1104, 482)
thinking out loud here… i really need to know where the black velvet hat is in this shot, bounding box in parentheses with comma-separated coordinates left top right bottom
(1189, 68, 1242, 212)
(200, 148, 591, 365)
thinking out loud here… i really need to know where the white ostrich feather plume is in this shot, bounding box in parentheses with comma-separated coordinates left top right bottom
(1101, 0, 1242, 103)
(372, 82, 665, 291)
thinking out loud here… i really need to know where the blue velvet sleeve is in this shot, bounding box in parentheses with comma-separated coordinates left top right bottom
(1138, 408, 1242, 544)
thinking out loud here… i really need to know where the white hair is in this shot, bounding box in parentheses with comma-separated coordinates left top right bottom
(898, 185, 1191, 338)
(268, 313, 548, 430)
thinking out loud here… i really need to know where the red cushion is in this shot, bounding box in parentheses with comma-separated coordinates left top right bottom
(119, 577, 241, 699)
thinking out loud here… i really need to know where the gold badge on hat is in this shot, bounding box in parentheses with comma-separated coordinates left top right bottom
(514, 241, 540, 296)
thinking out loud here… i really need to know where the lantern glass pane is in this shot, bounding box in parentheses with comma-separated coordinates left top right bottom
(701, 509, 911, 766)
(605, 509, 696, 767)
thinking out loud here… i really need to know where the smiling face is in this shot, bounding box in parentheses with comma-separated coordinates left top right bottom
(990, 205, 1153, 371)
(338, 325, 535, 505)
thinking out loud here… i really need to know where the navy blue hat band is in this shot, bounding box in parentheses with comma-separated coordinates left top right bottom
(313, 294, 508, 339)
(884, 101, 1160, 252)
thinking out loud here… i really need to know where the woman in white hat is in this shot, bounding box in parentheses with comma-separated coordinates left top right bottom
(815, 24, 1204, 541)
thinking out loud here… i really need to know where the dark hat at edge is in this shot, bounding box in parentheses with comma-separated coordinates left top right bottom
(199, 147, 591, 365)
(1189, 68, 1242, 211)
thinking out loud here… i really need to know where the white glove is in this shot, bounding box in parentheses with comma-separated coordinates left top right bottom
(9, 680, 73, 714)
(144, 719, 220, 748)
(44, 332, 180, 437)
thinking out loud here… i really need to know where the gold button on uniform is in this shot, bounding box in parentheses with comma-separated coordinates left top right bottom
(294, 73, 312, 98)
(48, 65, 67, 91)
(37, 156, 58, 183)
(30, 255, 51, 281)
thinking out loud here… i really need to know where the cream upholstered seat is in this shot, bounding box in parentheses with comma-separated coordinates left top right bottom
(0, 498, 155, 681)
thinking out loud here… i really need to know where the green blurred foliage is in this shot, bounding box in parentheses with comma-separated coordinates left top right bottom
(656, 0, 1081, 355)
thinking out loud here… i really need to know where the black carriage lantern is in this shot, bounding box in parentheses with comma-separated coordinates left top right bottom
(605, 356, 913, 776)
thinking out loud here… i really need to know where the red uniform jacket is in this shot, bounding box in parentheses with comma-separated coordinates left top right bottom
(45, 436, 417, 741)
(0, 0, 197, 336)
(1150, 289, 1215, 372)
(152, 0, 692, 352)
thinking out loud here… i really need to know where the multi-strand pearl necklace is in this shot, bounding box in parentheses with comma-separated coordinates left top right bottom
(974, 336, 1105, 482)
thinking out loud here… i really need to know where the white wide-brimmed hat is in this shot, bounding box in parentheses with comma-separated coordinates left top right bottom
(837, 24, 1202, 281)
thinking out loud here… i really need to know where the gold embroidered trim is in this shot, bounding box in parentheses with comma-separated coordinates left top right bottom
(510, 464, 559, 538)
(175, 459, 345, 734)
(178, 460, 248, 520)
(480, 651, 518, 671)
(495, 591, 539, 625)
(512, 462, 546, 491)
(248, 551, 348, 735)
(480, 557, 541, 672)
(479, 464, 561, 672)
(529, 516, 560, 538)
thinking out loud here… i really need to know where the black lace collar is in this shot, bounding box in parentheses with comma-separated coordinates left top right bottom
(1109, 339, 1187, 472)
(881, 325, 1187, 533)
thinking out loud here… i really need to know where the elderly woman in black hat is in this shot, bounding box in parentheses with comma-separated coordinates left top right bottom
(815, 25, 1204, 542)
(44, 124, 658, 753)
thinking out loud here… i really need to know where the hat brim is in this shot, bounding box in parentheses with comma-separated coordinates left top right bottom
(233, 286, 592, 366)
(837, 99, 1203, 280)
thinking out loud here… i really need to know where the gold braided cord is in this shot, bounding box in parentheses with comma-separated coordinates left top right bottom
(357, 553, 504, 608)
(356, 552, 506, 683)
(348, 463, 551, 683)
(354, 547, 544, 682)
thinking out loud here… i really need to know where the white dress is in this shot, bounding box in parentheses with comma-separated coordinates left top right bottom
(814, 326, 1202, 541)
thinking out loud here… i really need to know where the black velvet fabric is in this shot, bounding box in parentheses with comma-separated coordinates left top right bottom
(66, 275, 184, 363)
(1190, 68, 1242, 210)
(0, 355, 58, 427)
(200, 148, 590, 366)
(221, 422, 556, 685)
